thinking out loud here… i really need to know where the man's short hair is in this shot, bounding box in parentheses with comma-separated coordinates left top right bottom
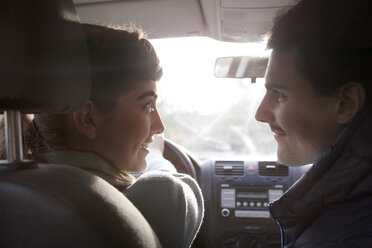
(267, 0, 372, 102)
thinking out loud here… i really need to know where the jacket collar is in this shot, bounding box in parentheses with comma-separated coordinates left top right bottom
(270, 104, 372, 246)
(42, 150, 133, 189)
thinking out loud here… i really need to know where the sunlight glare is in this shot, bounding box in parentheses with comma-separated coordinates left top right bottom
(151, 37, 270, 115)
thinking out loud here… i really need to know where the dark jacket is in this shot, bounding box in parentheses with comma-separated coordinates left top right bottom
(270, 104, 372, 248)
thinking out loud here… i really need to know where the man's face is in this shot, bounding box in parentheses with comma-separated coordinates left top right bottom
(255, 50, 344, 166)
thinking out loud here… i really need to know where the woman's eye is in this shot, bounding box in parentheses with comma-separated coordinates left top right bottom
(147, 107, 155, 112)
(143, 101, 155, 112)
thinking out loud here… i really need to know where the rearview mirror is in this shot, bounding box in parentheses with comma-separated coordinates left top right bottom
(214, 56, 268, 82)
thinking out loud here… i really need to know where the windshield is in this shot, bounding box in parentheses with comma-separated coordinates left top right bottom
(151, 37, 277, 161)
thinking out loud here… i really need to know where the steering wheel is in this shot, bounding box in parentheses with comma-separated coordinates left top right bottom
(163, 139, 197, 179)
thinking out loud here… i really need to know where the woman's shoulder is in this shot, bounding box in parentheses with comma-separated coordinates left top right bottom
(137, 171, 197, 184)
(126, 171, 201, 199)
(124, 171, 204, 247)
(124, 171, 204, 216)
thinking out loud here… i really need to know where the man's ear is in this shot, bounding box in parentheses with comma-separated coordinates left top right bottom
(73, 101, 100, 140)
(336, 82, 366, 124)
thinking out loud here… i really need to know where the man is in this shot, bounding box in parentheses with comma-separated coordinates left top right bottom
(255, 0, 372, 247)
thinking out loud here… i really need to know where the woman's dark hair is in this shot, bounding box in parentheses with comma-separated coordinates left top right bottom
(1, 24, 163, 168)
(84, 23, 162, 112)
(267, 0, 372, 101)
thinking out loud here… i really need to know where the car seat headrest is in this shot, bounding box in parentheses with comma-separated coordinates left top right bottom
(0, 0, 91, 113)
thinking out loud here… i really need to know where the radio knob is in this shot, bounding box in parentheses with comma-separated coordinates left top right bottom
(221, 208, 230, 217)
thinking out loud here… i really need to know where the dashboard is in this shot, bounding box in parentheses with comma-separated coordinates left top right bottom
(195, 160, 309, 248)
(163, 139, 310, 248)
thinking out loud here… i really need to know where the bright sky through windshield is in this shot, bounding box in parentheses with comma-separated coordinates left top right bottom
(150, 37, 276, 160)
(151, 37, 270, 115)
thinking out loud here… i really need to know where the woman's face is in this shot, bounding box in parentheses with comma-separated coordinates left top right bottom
(92, 80, 164, 172)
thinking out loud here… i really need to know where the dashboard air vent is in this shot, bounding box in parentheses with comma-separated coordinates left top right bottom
(259, 162, 288, 177)
(215, 161, 244, 176)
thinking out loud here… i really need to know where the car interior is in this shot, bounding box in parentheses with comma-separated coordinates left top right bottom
(0, 0, 312, 247)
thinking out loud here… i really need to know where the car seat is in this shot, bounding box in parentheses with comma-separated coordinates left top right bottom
(0, 0, 162, 247)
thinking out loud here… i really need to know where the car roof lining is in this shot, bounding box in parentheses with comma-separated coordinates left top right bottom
(74, 0, 207, 40)
(74, 0, 296, 42)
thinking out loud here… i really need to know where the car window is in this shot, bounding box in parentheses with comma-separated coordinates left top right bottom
(151, 37, 277, 161)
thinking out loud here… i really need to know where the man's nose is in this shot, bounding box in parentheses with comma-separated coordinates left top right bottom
(255, 94, 273, 124)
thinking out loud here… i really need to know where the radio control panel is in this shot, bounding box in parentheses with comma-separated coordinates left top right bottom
(220, 186, 284, 218)
(197, 160, 310, 247)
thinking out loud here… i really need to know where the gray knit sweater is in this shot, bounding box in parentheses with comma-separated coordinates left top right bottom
(42, 150, 204, 248)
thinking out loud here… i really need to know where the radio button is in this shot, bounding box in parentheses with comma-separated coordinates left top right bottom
(268, 189, 283, 203)
(236, 201, 241, 207)
(243, 202, 248, 207)
(235, 210, 270, 218)
(221, 189, 236, 208)
(221, 208, 230, 217)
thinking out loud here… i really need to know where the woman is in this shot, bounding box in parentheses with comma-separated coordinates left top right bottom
(19, 23, 204, 248)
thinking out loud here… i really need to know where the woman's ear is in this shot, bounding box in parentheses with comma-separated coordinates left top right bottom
(336, 82, 366, 124)
(73, 101, 99, 140)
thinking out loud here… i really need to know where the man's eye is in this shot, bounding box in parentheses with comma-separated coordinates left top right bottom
(271, 89, 285, 99)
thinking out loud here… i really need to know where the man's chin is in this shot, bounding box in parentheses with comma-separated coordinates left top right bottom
(278, 153, 313, 167)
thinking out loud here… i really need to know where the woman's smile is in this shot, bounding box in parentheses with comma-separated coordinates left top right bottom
(140, 143, 150, 153)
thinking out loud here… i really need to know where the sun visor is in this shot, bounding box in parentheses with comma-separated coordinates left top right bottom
(218, 0, 295, 42)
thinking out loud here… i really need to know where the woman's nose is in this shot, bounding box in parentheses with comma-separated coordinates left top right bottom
(152, 109, 165, 134)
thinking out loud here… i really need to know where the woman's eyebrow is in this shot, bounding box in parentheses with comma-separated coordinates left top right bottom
(137, 90, 158, 100)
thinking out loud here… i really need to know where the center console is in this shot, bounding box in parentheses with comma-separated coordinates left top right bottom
(196, 160, 308, 248)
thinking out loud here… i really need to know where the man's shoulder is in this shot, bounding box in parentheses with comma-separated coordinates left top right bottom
(296, 195, 372, 247)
